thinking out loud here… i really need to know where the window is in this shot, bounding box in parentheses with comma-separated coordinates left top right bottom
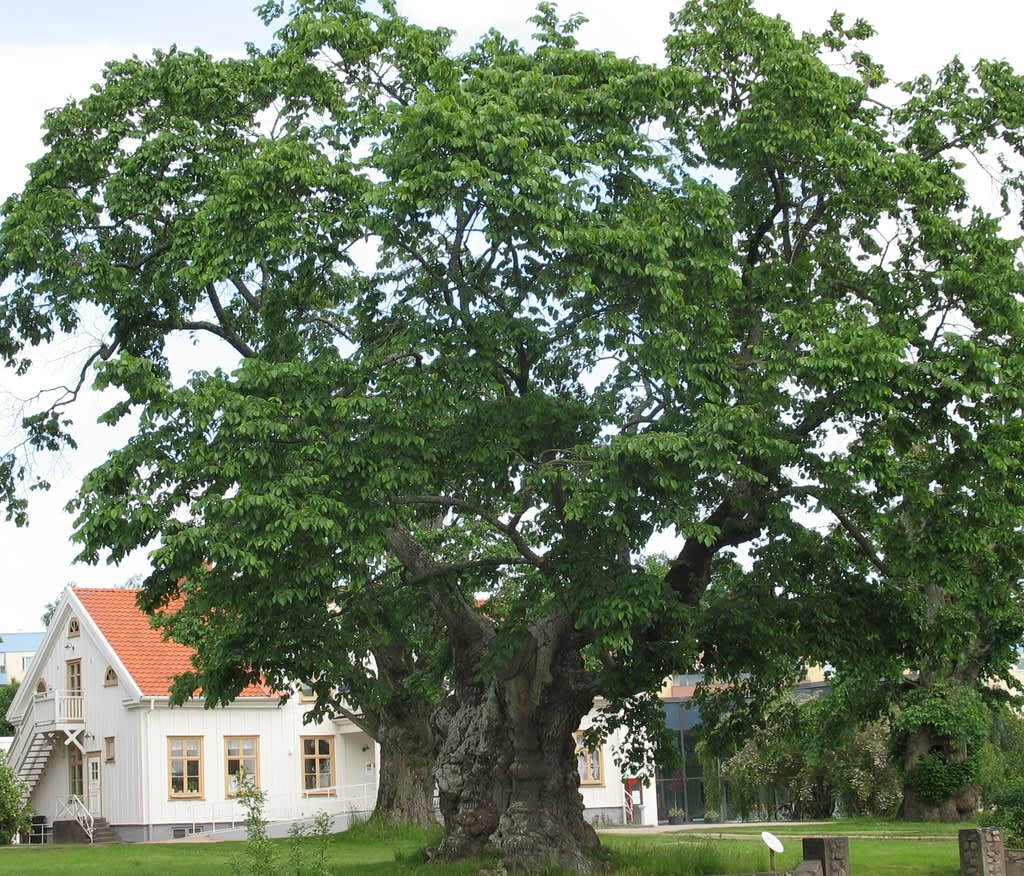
(68, 618, 80, 637)
(301, 736, 335, 795)
(168, 737, 204, 798)
(574, 734, 603, 786)
(66, 660, 82, 694)
(104, 737, 115, 763)
(69, 748, 84, 797)
(298, 681, 317, 701)
(225, 736, 259, 796)
(21, 655, 33, 672)
(104, 666, 118, 686)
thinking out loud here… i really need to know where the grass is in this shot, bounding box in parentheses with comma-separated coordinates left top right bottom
(693, 815, 972, 837)
(602, 831, 961, 876)
(0, 818, 964, 875)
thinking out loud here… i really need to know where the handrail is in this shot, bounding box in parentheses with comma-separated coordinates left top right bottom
(186, 782, 377, 835)
(7, 692, 38, 774)
(57, 794, 94, 843)
(8, 690, 85, 776)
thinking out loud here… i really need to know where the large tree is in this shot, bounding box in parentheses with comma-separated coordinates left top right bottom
(4, 0, 1024, 869)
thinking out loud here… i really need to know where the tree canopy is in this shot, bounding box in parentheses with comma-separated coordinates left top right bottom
(3, 0, 1024, 868)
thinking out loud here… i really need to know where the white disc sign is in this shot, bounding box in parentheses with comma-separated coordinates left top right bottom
(761, 831, 784, 871)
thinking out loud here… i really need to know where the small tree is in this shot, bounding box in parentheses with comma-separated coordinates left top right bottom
(0, 751, 32, 844)
(0, 682, 19, 735)
(233, 773, 277, 876)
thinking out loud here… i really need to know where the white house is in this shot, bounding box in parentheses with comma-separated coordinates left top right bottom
(5, 585, 656, 843)
(4, 587, 378, 843)
(575, 709, 659, 828)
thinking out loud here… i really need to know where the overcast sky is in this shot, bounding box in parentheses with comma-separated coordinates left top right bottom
(2, 1, 1022, 632)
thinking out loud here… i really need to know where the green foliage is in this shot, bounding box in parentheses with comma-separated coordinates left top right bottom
(287, 810, 333, 876)
(232, 776, 277, 876)
(985, 775, 1024, 847)
(906, 753, 977, 807)
(722, 694, 901, 819)
(0, 751, 32, 844)
(0, 682, 19, 736)
(978, 703, 1024, 805)
(3, 0, 1024, 858)
(895, 685, 990, 752)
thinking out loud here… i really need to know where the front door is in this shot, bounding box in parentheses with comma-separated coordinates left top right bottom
(86, 752, 101, 816)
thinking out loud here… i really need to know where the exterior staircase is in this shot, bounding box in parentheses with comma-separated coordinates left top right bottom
(90, 817, 123, 845)
(7, 690, 83, 802)
(9, 728, 53, 804)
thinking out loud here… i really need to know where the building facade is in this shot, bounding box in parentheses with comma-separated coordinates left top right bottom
(4, 587, 377, 842)
(0, 631, 44, 686)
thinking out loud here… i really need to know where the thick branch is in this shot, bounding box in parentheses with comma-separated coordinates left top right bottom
(665, 494, 766, 605)
(199, 283, 257, 358)
(390, 494, 548, 569)
(382, 521, 493, 648)
(229, 275, 262, 312)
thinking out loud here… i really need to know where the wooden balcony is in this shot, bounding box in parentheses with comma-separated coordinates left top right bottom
(30, 690, 85, 728)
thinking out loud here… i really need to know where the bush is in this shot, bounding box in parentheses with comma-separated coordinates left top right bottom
(986, 775, 1024, 847)
(0, 751, 32, 844)
(906, 753, 977, 807)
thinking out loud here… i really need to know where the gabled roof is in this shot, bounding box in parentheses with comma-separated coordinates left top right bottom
(73, 587, 274, 698)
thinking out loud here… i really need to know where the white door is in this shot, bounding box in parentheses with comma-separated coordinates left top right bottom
(86, 753, 102, 816)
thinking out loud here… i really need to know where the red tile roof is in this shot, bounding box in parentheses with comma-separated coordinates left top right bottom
(74, 588, 274, 698)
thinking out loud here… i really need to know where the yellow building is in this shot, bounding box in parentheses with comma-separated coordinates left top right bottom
(0, 631, 45, 685)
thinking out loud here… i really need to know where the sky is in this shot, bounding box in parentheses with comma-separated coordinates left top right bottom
(2, 0, 1023, 632)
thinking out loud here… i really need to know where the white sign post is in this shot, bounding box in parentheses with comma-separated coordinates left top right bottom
(761, 830, 784, 873)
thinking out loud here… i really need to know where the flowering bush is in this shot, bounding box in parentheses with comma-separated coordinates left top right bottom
(0, 751, 33, 844)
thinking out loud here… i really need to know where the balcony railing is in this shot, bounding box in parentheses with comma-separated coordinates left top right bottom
(30, 690, 85, 726)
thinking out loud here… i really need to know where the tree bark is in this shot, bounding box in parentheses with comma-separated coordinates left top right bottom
(433, 613, 603, 873)
(373, 704, 438, 826)
(899, 729, 979, 822)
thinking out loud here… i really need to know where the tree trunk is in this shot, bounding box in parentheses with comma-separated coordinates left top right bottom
(433, 614, 603, 873)
(373, 705, 438, 826)
(899, 729, 979, 822)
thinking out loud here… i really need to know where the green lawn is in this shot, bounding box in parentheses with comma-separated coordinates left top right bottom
(602, 833, 961, 876)
(695, 815, 972, 837)
(0, 819, 964, 875)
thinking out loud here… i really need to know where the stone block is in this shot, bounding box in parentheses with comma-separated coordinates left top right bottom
(802, 836, 851, 876)
(1004, 847, 1024, 876)
(959, 827, 1006, 876)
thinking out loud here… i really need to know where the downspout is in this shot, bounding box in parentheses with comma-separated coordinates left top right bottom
(140, 696, 154, 840)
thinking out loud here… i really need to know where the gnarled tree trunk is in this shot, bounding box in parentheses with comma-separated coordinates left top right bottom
(384, 524, 603, 872)
(433, 613, 602, 873)
(900, 729, 979, 822)
(373, 705, 438, 826)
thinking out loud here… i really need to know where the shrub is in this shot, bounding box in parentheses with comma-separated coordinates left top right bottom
(0, 751, 33, 844)
(986, 775, 1024, 847)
